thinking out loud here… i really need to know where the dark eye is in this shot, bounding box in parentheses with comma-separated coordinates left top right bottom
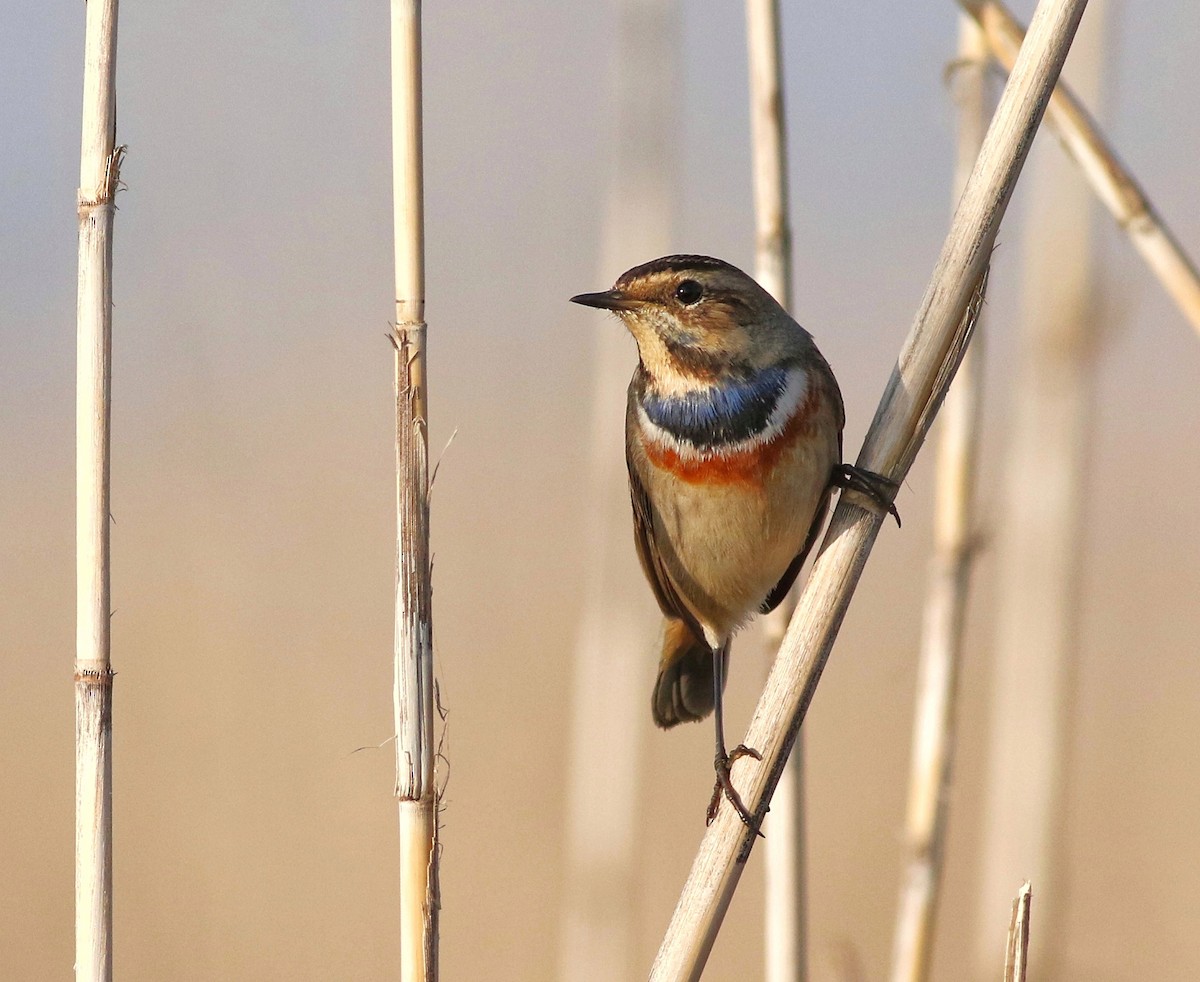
(674, 279, 703, 305)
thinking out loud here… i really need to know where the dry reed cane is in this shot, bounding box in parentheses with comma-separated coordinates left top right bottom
(976, 2, 1109, 969)
(391, 2, 438, 979)
(887, 18, 993, 982)
(560, 3, 679, 979)
(559, 0, 681, 974)
(76, 2, 121, 979)
(744, 2, 806, 979)
(961, 0, 1200, 335)
(1003, 883, 1033, 982)
(649, 1, 1091, 977)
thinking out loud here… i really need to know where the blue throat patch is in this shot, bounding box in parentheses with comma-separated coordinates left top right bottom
(641, 366, 789, 449)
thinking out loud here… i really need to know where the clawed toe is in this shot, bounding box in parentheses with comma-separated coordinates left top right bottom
(832, 463, 902, 527)
(706, 745, 765, 836)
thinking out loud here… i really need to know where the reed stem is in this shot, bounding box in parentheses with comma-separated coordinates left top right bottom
(649, 1, 1090, 976)
(961, 0, 1200, 335)
(76, 2, 121, 978)
(1003, 883, 1033, 982)
(560, 4, 679, 979)
(391, 2, 438, 978)
(887, 18, 992, 982)
(744, 2, 806, 979)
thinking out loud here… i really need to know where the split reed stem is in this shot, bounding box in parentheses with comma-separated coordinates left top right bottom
(391, 1, 438, 979)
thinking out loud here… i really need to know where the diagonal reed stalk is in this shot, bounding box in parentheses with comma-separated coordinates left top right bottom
(743, 2, 806, 980)
(960, 0, 1200, 335)
(887, 18, 993, 982)
(76, 2, 121, 980)
(390, 2, 438, 979)
(648, 1, 1090, 977)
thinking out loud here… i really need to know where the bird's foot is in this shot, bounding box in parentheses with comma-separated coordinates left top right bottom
(706, 744, 765, 836)
(832, 463, 902, 527)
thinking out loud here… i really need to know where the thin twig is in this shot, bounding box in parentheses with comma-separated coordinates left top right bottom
(649, 1, 1090, 977)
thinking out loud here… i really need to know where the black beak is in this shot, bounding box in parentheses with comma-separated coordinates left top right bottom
(569, 289, 639, 312)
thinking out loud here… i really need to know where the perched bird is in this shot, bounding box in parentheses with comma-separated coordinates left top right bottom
(571, 254, 895, 828)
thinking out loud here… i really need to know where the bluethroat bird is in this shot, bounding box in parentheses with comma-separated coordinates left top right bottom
(571, 255, 897, 830)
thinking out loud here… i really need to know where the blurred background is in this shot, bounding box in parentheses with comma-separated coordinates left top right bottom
(3, 2, 1198, 979)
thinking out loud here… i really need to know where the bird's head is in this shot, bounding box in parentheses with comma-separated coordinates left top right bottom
(570, 255, 808, 385)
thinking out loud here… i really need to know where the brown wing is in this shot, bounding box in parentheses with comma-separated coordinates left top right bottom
(760, 355, 845, 615)
(759, 487, 833, 614)
(626, 448, 708, 644)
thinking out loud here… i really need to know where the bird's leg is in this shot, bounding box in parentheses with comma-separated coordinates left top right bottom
(831, 463, 902, 527)
(705, 641, 765, 835)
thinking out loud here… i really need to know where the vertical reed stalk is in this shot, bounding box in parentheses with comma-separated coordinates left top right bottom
(744, 2, 804, 979)
(887, 19, 992, 982)
(960, 0, 1200, 335)
(649, 1, 1090, 976)
(746, 0, 792, 307)
(391, 2, 438, 979)
(976, 2, 1108, 971)
(560, 3, 679, 980)
(76, 3, 121, 980)
(1003, 883, 1033, 982)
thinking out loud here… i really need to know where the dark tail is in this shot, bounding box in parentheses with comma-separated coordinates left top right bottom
(651, 618, 726, 728)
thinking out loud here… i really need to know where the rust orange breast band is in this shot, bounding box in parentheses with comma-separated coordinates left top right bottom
(642, 385, 822, 487)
